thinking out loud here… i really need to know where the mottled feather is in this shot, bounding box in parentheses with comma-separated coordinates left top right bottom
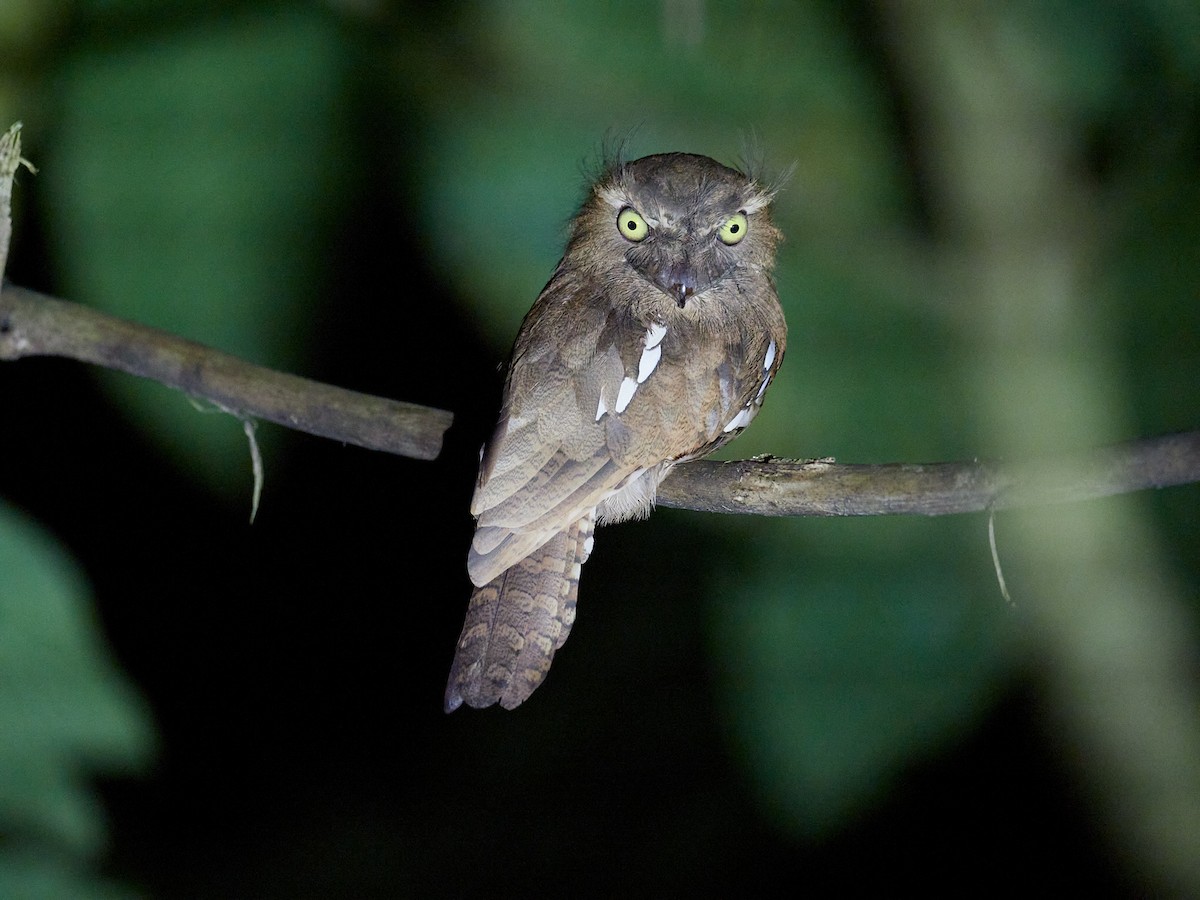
(446, 152, 786, 711)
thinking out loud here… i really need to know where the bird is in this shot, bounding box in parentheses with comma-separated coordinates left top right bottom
(444, 151, 787, 711)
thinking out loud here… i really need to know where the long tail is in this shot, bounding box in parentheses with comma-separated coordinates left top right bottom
(444, 514, 594, 711)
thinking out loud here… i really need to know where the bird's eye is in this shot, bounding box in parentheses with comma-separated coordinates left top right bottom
(617, 207, 649, 242)
(718, 212, 748, 245)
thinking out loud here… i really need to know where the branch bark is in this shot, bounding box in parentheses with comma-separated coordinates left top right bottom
(657, 432, 1200, 516)
(2, 282, 1197, 511)
(1, 121, 1197, 511)
(0, 283, 453, 461)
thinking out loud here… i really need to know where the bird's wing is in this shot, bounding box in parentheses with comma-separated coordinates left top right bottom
(467, 271, 626, 586)
(467, 270, 785, 587)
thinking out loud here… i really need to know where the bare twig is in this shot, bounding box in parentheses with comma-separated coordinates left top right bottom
(657, 432, 1200, 516)
(1, 284, 1198, 506)
(3, 282, 1196, 509)
(1, 119, 1196, 506)
(0, 284, 453, 461)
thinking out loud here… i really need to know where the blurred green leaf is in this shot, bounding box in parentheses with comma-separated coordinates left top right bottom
(710, 516, 1015, 833)
(0, 850, 138, 900)
(43, 5, 351, 492)
(409, 2, 906, 344)
(0, 501, 153, 892)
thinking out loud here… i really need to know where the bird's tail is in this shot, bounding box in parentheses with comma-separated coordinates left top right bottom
(444, 514, 594, 711)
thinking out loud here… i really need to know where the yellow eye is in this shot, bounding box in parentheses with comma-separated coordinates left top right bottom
(617, 207, 649, 242)
(718, 212, 748, 245)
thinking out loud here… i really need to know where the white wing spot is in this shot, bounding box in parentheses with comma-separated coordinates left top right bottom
(755, 373, 772, 402)
(723, 405, 755, 433)
(637, 344, 661, 383)
(764, 339, 776, 371)
(583, 534, 595, 557)
(615, 376, 638, 413)
(636, 322, 667, 384)
(595, 390, 609, 422)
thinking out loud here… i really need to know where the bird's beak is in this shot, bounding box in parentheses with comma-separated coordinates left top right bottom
(630, 244, 732, 308)
(651, 261, 698, 308)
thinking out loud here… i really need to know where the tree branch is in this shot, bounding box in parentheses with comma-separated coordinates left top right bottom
(657, 432, 1200, 516)
(2, 282, 1197, 512)
(2, 122, 1196, 507)
(0, 283, 453, 461)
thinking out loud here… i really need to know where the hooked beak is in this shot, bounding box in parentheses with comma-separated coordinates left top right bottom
(652, 262, 697, 308)
(629, 243, 733, 308)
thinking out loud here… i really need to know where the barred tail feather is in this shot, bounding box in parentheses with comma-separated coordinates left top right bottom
(445, 514, 593, 711)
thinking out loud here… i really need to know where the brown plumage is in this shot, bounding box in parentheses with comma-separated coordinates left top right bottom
(445, 152, 787, 711)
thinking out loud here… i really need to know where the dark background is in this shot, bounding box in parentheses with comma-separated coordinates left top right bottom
(1, 2, 1197, 896)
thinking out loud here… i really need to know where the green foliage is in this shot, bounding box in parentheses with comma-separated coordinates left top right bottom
(5, 0, 1197, 880)
(711, 515, 1017, 832)
(0, 502, 152, 897)
(42, 5, 351, 492)
(407, 2, 905, 342)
